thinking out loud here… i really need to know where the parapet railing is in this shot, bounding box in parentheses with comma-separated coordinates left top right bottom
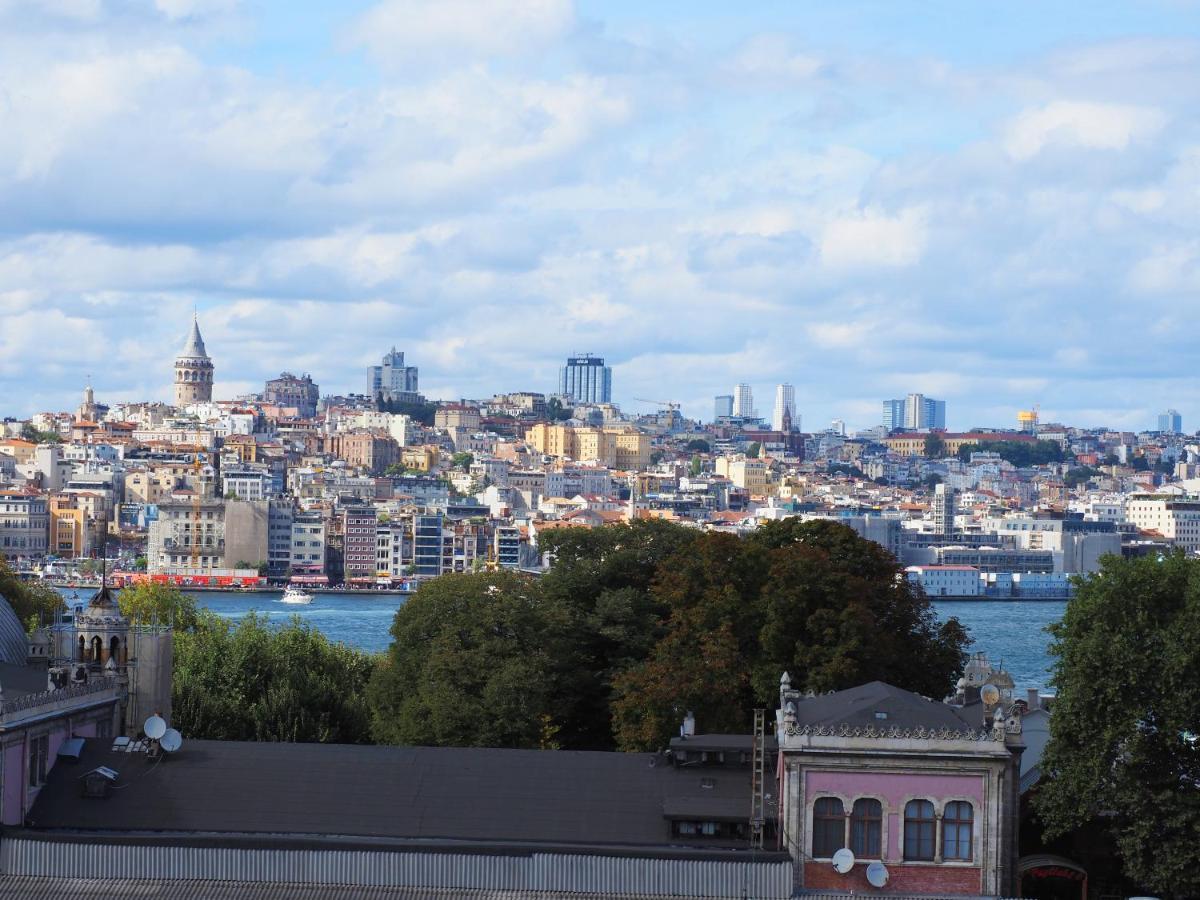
(0, 678, 120, 715)
(782, 722, 1000, 742)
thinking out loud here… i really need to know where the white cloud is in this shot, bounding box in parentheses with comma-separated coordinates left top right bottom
(346, 0, 575, 68)
(818, 207, 928, 269)
(1003, 100, 1167, 160)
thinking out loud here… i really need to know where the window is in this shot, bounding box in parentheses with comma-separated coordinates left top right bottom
(942, 801, 973, 860)
(812, 797, 845, 857)
(904, 799, 936, 861)
(850, 798, 883, 858)
(28, 734, 49, 787)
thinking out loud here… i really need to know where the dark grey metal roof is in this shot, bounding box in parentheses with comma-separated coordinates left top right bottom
(792, 681, 976, 731)
(0, 876, 748, 900)
(27, 738, 765, 854)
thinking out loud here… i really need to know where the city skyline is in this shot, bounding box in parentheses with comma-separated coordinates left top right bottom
(4, 2, 1200, 429)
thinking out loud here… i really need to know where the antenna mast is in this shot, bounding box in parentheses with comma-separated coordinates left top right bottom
(750, 708, 766, 850)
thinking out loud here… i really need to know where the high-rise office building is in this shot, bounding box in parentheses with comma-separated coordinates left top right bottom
(371, 348, 420, 402)
(733, 383, 754, 418)
(1159, 409, 1182, 434)
(771, 384, 796, 432)
(884, 394, 946, 431)
(559, 354, 612, 404)
(713, 395, 734, 420)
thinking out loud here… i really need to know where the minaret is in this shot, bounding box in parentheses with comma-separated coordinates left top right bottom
(174, 315, 214, 407)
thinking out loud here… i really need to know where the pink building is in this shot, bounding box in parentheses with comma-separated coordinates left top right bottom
(777, 678, 1023, 895)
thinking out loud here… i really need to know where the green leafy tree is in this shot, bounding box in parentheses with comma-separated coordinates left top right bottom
(689, 454, 703, 477)
(685, 439, 710, 453)
(173, 612, 374, 743)
(451, 452, 474, 471)
(746, 441, 761, 458)
(955, 439, 1064, 466)
(368, 571, 563, 748)
(1063, 466, 1100, 488)
(19, 423, 61, 443)
(118, 582, 200, 630)
(545, 398, 573, 422)
(0, 559, 66, 631)
(611, 520, 969, 750)
(534, 519, 703, 750)
(922, 473, 943, 489)
(923, 432, 946, 459)
(1036, 551, 1200, 896)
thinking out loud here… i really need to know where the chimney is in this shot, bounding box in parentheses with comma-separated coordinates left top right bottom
(681, 711, 696, 738)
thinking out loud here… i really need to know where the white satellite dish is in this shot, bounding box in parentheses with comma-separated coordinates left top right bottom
(980, 683, 1001, 706)
(144, 715, 167, 740)
(866, 862, 889, 887)
(832, 848, 855, 874)
(160, 729, 183, 753)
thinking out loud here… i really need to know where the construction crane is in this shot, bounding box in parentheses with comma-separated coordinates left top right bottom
(633, 397, 681, 411)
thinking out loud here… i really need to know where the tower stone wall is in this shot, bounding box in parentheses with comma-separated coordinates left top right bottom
(174, 316, 214, 407)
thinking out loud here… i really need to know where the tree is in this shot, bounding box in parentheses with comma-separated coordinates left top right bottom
(1036, 551, 1200, 896)
(368, 571, 563, 749)
(173, 612, 374, 744)
(649, 449, 665, 465)
(535, 520, 703, 750)
(610, 520, 969, 750)
(923, 432, 946, 459)
(685, 439, 710, 453)
(0, 559, 65, 631)
(746, 441, 761, 458)
(922, 473, 943, 489)
(689, 454, 703, 477)
(451, 452, 474, 471)
(118, 582, 200, 631)
(1063, 466, 1099, 488)
(19, 423, 61, 443)
(955, 439, 1064, 467)
(545, 398, 573, 422)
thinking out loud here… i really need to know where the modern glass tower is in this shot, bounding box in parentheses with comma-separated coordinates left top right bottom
(559, 354, 612, 404)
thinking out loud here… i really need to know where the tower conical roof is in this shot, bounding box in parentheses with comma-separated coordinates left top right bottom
(179, 316, 209, 360)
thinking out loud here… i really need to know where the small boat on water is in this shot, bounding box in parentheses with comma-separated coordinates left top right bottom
(280, 586, 314, 605)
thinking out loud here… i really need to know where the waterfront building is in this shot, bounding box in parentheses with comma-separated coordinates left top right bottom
(263, 372, 319, 418)
(173, 316, 214, 407)
(370, 348, 420, 404)
(1124, 493, 1200, 553)
(1158, 408, 1182, 434)
(905, 564, 983, 597)
(0, 492, 49, 559)
(289, 513, 326, 580)
(771, 384, 796, 433)
(340, 505, 378, 584)
(558, 354, 612, 404)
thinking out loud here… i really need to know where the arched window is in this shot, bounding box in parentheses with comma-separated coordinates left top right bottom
(812, 797, 845, 858)
(942, 801, 973, 860)
(109, 636, 121, 666)
(903, 799, 936, 861)
(90, 635, 103, 663)
(850, 798, 882, 858)
(77, 635, 85, 662)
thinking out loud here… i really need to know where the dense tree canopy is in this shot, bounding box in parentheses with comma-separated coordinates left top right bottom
(368, 570, 563, 748)
(1036, 551, 1200, 896)
(0, 559, 65, 631)
(368, 519, 970, 753)
(119, 582, 200, 630)
(174, 612, 374, 744)
(955, 439, 1064, 466)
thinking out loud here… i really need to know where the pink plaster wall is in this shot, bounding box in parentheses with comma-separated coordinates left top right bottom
(806, 770, 984, 806)
(3, 744, 24, 825)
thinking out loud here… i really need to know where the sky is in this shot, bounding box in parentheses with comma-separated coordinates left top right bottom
(2, 0, 1200, 432)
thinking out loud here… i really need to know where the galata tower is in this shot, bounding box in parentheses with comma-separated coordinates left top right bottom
(173, 315, 214, 407)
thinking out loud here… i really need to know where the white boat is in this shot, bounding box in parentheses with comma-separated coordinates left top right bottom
(280, 586, 314, 605)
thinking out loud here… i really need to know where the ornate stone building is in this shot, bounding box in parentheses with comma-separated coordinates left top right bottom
(174, 316, 214, 407)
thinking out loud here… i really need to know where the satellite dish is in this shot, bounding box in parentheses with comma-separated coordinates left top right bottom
(832, 848, 855, 874)
(160, 729, 183, 753)
(144, 715, 167, 740)
(866, 862, 889, 887)
(980, 683, 1001, 706)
